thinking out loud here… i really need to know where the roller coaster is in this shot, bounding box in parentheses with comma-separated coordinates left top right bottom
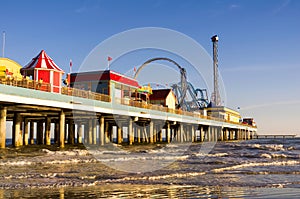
(134, 57, 209, 112)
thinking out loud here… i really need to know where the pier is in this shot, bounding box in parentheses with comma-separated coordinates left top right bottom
(254, 134, 297, 139)
(0, 37, 258, 149)
(0, 80, 257, 149)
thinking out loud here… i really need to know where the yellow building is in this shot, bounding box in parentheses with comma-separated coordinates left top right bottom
(205, 106, 241, 123)
(0, 58, 23, 79)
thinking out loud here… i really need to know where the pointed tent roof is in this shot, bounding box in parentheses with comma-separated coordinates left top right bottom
(21, 50, 64, 73)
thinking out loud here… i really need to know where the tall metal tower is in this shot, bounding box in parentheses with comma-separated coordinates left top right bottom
(211, 35, 221, 106)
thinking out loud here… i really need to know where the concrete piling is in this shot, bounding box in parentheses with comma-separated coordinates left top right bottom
(23, 119, 29, 145)
(13, 113, 23, 147)
(29, 121, 34, 144)
(128, 119, 133, 145)
(77, 123, 83, 144)
(0, 107, 7, 148)
(99, 116, 104, 146)
(117, 124, 122, 144)
(59, 110, 65, 148)
(45, 117, 51, 145)
(167, 123, 171, 143)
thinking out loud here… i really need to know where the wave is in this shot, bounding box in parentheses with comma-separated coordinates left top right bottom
(0, 158, 97, 166)
(100, 171, 206, 183)
(212, 160, 299, 173)
(41, 149, 91, 156)
(260, 153, 288, 159)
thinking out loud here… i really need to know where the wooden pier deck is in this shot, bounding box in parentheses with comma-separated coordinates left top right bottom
(0, 82, 257, 148)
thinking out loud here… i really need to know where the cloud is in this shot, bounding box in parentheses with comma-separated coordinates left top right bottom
(75, 6, 87, 14)
(239, 100, 300, 110)
(229, 4, 240, 9)
(273, 0, 291, 14)
(221, 66, 272, 73)
(222, 64, 299, 73)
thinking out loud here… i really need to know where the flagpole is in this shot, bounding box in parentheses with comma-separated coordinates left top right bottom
(107, 56, 112, 70)
(69, 59, 72, 74)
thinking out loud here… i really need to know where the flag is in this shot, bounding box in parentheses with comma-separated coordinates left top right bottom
(70, 59, 72, 67)
(134, 67, 136, 72)
(107, 56, 112, 61)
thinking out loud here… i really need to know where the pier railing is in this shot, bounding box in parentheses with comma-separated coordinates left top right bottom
(0, 78, 51, 92)
(118, 98, 255, 127)
(0, 78, 255, 128)
(61, 87, 111, 102)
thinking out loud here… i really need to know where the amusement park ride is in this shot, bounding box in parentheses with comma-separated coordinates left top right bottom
(133, 57, 209, 112)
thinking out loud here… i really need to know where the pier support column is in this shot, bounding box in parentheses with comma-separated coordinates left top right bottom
(117, 124, 122, 144)
(192, 125, 196, 142)
(224, 129, 228, 141)
(45, 117, 51, 145)
(185, 126, 189, 142)
(23, 119, 29, 145)
(247, 130, 251, 140)
(84, 122, 88, 143)
(59, 110, 65, 148)
(88, 119, 93, 144)
(153, 123, 157, 143)
(64, 121, 68, 143)
(0, 107, 7, 149)
(93, 119, 97, 144)
(167, 122, 171, 143)
(229, 130, 233, 140)
(13, 113, 23, 147)
(77, 123, 83, 144)
(110, 125, 114, 143)
(54, 122, 59, 144)
(36, 121, 44, 145)
(180, 124, 184, 142)
(236, 129, 239, 140)
(249, 131, 253, 139)
(159, 124, 163, 142)
(29, 121, 34, 144)
(68, 119, 75, 145)
(128, 119, 133, 145)
(207, 126, 212, 142)
(137, 125, 141, 143)
(199, 126, 204, 142)
(105, 122, 110, 144)
(218, 127, 223, 141)
(174, 125, 178, 142)
(149, 121, 154, 144)
(99, 116, 104, 146)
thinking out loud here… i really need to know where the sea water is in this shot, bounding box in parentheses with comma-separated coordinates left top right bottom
(0, 138, 299, 198)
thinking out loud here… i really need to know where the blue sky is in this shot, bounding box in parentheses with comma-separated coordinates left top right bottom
(1, 0, 300, 135)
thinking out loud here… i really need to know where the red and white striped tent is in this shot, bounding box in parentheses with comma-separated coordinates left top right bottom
(21, 50, 64, 93)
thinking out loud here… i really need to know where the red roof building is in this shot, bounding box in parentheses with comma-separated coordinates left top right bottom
(70, 70, 140, 101)
(149, 89, 177, 109)
(21, 50, 64, 93)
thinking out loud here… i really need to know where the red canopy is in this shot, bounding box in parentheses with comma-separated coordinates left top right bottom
(22, 50, 64, 72)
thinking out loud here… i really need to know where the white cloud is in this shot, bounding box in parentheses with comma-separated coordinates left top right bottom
(273, 0, 291, 15)
(229, 4, 240, 9)
(239, 100, 300, 111)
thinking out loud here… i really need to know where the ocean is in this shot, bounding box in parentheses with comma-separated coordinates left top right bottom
(0, 138, 299, 198)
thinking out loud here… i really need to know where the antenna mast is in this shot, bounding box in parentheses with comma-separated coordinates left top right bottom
(211, 35, 221, 106)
